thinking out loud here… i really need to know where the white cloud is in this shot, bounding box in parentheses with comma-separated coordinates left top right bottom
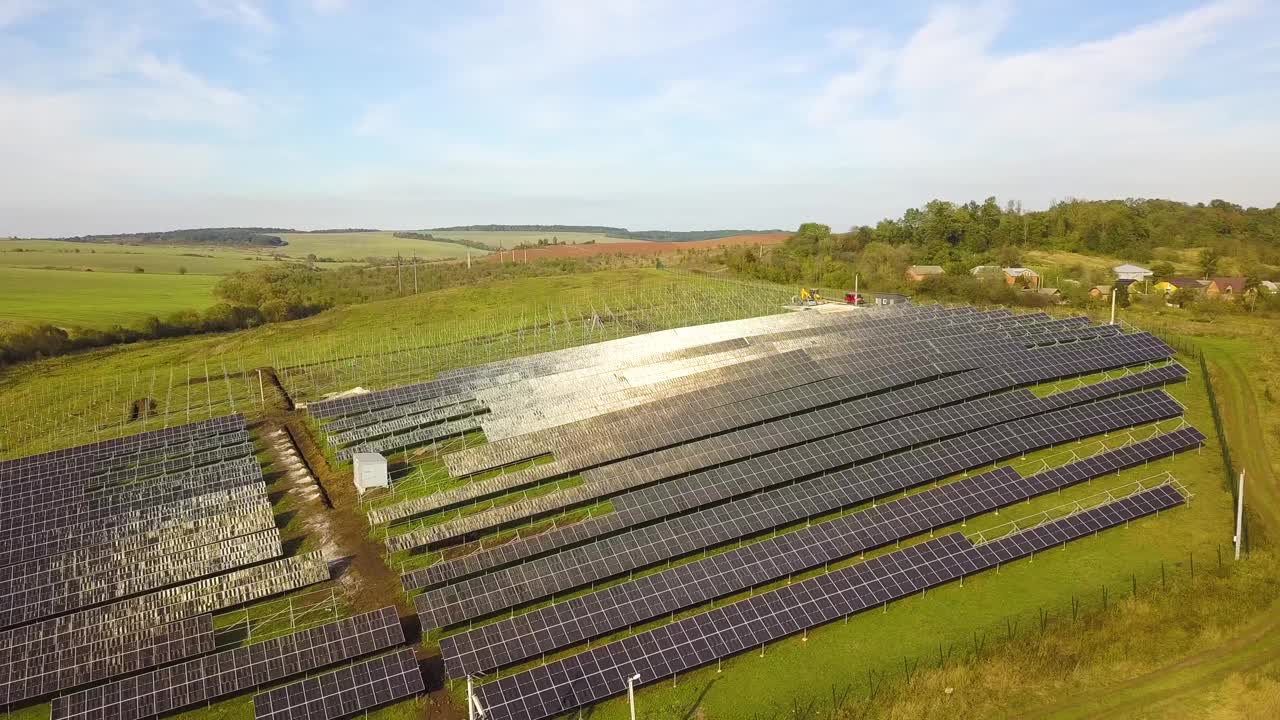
(0, 0, 43, 29)
(197, 0, 275, 34)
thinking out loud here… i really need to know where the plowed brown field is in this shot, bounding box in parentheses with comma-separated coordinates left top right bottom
(483, 233, 791, 262)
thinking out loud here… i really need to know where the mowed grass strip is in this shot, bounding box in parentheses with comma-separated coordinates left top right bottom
(0, 267, 220, 328)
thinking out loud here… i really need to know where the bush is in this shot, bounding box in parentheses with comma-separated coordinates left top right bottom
(133, 266, 145, 273)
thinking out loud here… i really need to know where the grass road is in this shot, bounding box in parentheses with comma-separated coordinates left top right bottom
(1023, 337, 1280, 719)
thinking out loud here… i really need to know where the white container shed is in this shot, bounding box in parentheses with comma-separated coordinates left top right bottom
(352, 452, 389, 495)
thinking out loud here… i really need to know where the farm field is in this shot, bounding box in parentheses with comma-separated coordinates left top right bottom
(0, 266, 220, 328)
(270, 231, 487, 260)
(0, 238, 359, 275)
(483, 231, 792, 261)
(426, 230, 621, 247)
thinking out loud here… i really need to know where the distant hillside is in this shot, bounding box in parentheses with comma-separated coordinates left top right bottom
(55, 228, 289, 248)
(425, 225, 785, 242)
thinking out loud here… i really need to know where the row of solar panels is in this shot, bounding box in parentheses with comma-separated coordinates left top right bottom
(398, 359, 1184, 550)
(317, 306, 952, 457)
(369, 316, 1158, 526)
(50, 606, 422, 720)
(305, 307, 885, 419)
(411, 390, 1186, 629)
(440, 427, 1203, 679)
(473, 485, 1184, 720)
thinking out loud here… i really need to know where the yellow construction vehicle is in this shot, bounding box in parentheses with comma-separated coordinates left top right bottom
(799, 288, 822, 305)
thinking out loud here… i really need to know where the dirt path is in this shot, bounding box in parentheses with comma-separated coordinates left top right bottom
(255, 372, 461, 719)
(1022, 345, 1280, 719)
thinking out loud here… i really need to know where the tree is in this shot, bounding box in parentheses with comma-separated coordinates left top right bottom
(178, 266, 188, 275)
(1170, 287, 1197, 309)
(996, 245, 1022, 267)
(1198, 247, 1221, 278)
(1114, 282, 1131, 308)
(1151, 261, 1175, 279)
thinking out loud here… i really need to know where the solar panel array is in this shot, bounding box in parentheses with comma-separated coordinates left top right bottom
(1, 615, 213, 705)
(294, 305, 1198, 720)
(0, 414, 346, 712)
(472, 485, 1185, 720)
(253, 648, 425, 720)
(51, 607, 406, 720)
(407, 390, 1183, 606)
(440, 426, 1204, 677)
(408, 361, 1186, 549)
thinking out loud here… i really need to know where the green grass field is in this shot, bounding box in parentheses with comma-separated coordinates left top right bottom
(271, 231, 488, 260)
(425, 230, 633, 248)
(0, 239, 362, 275)
(0, 266, 221, 328)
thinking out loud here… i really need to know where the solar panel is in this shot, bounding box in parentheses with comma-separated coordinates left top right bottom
(0, 529, 283, 628)
(411, 391, 1183, 625)
(0, 553, 329, 658)
(0, 457, 263, 537)
(387, 334, 1175, 525)
(413, 359, 1185, 546)
(440, 426, 1203, 677)
(0, 614, 213, 705)
(0, 415, 244, 478)
(252, 648, 425, 720)
(51, 607, 405, 720)
(471, 485, 1185, 720)
(0, 494, 274, 567)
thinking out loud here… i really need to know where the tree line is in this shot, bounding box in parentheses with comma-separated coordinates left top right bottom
(724, 197, 1280, 293)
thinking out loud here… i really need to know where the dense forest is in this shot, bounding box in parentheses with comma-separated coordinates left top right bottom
(425, 224, 784, 242)
(723, 198, 1280, 294)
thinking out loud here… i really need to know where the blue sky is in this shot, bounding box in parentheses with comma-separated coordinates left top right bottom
(1, 0, 1277, 236)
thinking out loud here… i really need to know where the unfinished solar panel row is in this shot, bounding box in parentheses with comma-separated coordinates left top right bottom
(0, 529, 283, 628)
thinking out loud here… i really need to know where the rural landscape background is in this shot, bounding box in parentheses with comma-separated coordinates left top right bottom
(2, 1, 1279, 719)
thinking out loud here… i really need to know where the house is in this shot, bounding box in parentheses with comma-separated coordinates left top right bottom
(1002, 267, 1039, 287)
(970, 265, 1002, 278)
(1153, 277, 1204, 295)
(1113, 264, 1154, 282)
(874, 293, 909, 306)
(1206, 277, 1248, 299)
(905, 265, 945, 282)
(1031, 287, 1063, 304)
(1089, 285, 1112, 299)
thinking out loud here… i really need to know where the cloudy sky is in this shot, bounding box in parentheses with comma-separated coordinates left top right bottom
(1, 0, 1277, 236)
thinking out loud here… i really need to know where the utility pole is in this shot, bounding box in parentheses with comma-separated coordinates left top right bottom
(1235, 469, 1246, 560)
(466, 677, 486, 719)
(396, 253, 403, 295)
(467, 251, 472, 270)
(627, 673, 641, 720)
(1110, 288, 1117, 325)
